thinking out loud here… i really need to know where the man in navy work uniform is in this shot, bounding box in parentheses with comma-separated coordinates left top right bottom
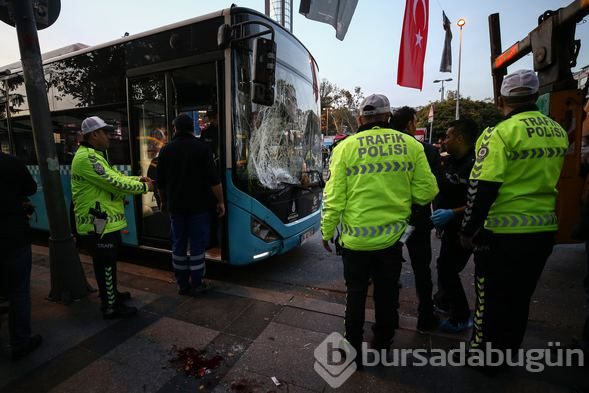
(157, 113, 225, 296)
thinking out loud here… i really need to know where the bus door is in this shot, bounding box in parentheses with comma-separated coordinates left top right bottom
(129, 73, 171, 244)
(129, 62, 224, 259)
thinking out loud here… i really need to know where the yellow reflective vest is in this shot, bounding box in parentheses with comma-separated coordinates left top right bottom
(71, 145, 148, 235)
(471, 110, 568, 233)
(321, 126, 439, 251)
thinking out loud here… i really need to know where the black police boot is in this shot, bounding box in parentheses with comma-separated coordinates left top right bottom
(103, 303, 138, 320)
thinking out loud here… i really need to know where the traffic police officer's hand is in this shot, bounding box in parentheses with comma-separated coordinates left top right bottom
(431, 209, 455, 227)
(322, 239, 332, 253)
(140, 176, 155, 192)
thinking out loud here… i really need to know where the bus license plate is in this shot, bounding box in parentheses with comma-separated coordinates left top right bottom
(300, 228, 315, 245)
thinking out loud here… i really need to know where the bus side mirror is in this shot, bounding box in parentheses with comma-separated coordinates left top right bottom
(252, 37, 276, 106)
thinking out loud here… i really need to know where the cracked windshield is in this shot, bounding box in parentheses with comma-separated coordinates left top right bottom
(232, 33, 322, 222)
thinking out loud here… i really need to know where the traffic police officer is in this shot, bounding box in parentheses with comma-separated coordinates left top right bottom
(322, 94, 438, 364)
(72, 116, 154, 319)
(460, 70, 568, 366)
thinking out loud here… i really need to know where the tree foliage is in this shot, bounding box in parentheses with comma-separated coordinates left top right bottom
(415, 97, 503, 140)
(0, 74, 26, 119)
(319, 79, 502, 139)
(320, 79, 338, 109)
(319, 79, 364, 134)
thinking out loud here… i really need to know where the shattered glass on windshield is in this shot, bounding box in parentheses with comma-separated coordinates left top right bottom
(233, 61, 321, 192)
(248, 77, 320, 189)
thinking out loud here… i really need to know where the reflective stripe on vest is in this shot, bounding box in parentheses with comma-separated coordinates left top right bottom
(508, 147, 568, 160)
(485, 213, 557, 228)
(346, 161, 414, 176)
(342, 222, 404, 238)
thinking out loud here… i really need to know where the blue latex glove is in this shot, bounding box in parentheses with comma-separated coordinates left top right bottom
(431, 209, 455, 227)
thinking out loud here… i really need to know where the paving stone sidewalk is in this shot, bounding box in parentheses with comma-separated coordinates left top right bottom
(0, 244, 587, 393)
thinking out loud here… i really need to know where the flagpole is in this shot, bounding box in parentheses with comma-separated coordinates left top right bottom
(455, 18, 465, 120)
(427, 105, 434, 143)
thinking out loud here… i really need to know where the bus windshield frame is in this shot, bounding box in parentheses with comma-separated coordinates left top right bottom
(230, 12, 322, 224)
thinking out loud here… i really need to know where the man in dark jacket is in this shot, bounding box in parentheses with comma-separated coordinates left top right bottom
(0, 152, 42, 360)
(157, 114, 225, 296)
(430, 119, 478, 333)
(390, 106, 442, 331)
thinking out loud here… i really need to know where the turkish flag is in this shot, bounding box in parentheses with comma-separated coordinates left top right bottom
(397, 0, 429, 89)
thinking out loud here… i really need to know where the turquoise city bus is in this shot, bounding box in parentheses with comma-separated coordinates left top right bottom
(0, 6, 323, 265)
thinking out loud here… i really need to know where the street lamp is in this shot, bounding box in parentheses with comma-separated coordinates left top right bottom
(433, 78, 453, 101)
(456, 18, 466, 120)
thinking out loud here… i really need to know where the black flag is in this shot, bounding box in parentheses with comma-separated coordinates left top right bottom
(440, 11, 452, 73)
(299, 0, 358, 41)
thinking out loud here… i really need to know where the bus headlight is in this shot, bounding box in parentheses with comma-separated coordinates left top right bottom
(251, 218, 280, 242)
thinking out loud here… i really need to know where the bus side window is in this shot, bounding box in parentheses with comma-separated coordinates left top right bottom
(51, 114, 82, 165)
(13, 118, 37, 164)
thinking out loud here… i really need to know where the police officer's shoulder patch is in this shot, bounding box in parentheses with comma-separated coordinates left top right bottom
(93, 162, 105, 175)
(477, 147, 489, 162)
